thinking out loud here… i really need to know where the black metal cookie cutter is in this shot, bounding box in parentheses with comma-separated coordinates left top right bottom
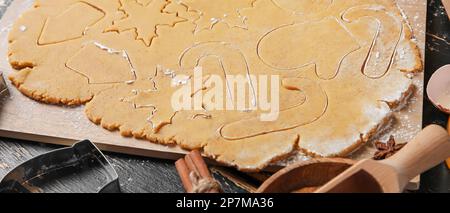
(0, 71, 8, 99)
(0, 140, 120, 193)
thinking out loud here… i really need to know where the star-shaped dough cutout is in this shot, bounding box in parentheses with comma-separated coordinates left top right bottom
(106, 0, 186, 46)
(121, 67, 186, 133)
(179, 0, 256, 33)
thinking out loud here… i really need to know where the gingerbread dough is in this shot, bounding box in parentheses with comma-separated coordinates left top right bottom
(8, 0, 422, 171)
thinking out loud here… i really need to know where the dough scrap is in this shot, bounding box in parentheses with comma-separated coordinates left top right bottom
(9, 0, 422, 171)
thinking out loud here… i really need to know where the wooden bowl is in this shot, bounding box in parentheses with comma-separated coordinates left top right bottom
(257, 158, 355, 193)
(427, 65, 450, 114)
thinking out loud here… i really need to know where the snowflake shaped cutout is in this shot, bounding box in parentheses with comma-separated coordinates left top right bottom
(179, 0, 256, 33)
(121, 66, 185, 132)
(106, 0, 186, 46)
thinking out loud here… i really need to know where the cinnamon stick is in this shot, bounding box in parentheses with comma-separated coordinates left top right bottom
(184, 154, 199, 176)
(175, 159, 193, 192)
(175, 150, 221, 193)
(188, 150, 212, 179)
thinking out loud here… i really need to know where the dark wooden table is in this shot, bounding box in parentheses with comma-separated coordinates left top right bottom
(419, 0, 450, 193)
(0, 0, 449, 193)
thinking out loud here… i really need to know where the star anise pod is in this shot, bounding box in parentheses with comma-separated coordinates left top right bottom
(373, 136, 407, 160)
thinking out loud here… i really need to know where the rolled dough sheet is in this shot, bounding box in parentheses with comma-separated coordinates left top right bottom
(4, 0, 424, 171)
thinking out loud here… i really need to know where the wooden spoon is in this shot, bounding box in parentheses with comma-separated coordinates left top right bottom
(316, 125, 450, 193)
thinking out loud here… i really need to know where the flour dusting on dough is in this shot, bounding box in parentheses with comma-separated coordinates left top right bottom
(7, 0, 423, 171)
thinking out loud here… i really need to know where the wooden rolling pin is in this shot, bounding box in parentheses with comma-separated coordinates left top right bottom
(317, 125, 450, 193)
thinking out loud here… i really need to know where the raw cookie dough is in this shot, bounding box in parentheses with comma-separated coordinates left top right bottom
(8, 0, 422, 171)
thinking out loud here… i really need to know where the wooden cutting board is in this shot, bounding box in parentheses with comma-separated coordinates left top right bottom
(0, 0, 427, 163)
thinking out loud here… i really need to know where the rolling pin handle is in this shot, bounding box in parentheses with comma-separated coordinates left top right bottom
(381, 125, 450, 189)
